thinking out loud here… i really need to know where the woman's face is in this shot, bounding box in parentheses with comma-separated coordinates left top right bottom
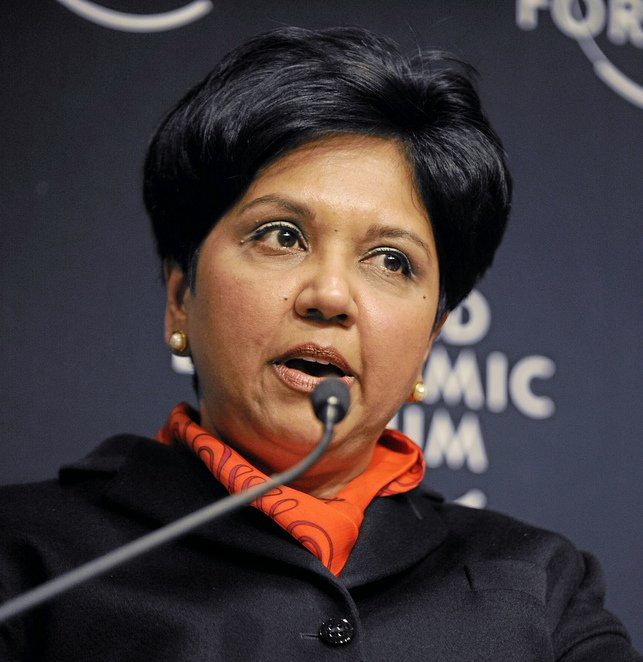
(166, 135, 442, 495)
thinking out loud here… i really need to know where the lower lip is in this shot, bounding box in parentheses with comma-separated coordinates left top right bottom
(271, 363, 354, 394)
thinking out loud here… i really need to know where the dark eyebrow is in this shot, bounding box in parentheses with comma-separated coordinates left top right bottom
(365, 224, 434, 260)
(238, 197, 433, 259)
(238, 194, 312, 218)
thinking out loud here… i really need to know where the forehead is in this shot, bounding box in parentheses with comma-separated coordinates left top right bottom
(239, 134, 431, 226)
(257, 134, 411, 181)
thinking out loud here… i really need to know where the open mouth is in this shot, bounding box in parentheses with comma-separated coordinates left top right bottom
(282, 358, 348, 378)
(271, 344, 354, 393)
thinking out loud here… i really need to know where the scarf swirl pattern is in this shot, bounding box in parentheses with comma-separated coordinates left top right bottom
(156, 403, 425, 575)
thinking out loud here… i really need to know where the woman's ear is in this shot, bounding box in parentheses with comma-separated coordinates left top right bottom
(164, 261, 191, 344)
(423, 312, 448, 363)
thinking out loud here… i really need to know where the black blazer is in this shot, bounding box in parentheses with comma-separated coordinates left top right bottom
(0, 435, 639, 661)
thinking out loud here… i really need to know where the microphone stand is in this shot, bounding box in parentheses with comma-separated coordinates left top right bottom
(0, 381, 349, 624)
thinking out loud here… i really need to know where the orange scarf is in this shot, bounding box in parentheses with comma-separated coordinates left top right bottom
(156, 403, 424, 575)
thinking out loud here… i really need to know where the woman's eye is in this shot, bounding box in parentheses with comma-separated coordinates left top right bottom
(366, 248, 414, 278)
(382, 253, 404, 272)
(250, 222, 306, 250)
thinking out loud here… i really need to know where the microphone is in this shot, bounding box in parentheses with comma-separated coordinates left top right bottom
(311, 377, 350, 426)
(0, 379, 350, 624)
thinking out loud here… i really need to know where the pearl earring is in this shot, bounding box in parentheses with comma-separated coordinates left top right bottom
(411, 380, 427, 402)
(169, 330, 189, 355)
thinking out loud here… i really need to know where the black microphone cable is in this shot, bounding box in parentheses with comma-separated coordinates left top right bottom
(0, 378, 350, 624)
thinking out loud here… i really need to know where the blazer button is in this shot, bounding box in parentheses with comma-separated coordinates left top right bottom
(318, 617, 354, 645)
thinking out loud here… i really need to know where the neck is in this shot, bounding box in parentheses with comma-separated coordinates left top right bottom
(285, 455, 373, 498)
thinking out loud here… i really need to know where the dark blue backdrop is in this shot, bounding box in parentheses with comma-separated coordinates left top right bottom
(2, 0, 641, 645)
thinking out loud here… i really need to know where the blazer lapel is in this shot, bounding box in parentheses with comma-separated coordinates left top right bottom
(339, 488, 448, 588)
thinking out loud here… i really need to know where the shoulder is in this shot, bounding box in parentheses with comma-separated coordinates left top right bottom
(415, 485, 579, 557)
(0, 435, 152, 521)
(409, 487, 639, 658)
(0, 436, 142, 551)
(0, 435, 199, 579)
(0, 432, 229, 630)
(415, 489, 591, 597)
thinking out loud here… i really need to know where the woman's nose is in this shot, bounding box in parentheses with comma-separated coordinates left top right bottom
(293, 258, 358, 327)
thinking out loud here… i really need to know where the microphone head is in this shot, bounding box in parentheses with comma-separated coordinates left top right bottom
(311, 378, 350, 424)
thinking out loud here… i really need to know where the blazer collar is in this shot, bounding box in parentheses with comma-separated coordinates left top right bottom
(339, 488, 447, 588)
(60, 435, 448, 586)
(61, 435, 333, 575)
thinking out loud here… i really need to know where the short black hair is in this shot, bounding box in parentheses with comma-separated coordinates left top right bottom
(144, 26, 511, 316)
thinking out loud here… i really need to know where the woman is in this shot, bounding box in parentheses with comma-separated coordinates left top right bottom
(0, 27, 639, 661)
